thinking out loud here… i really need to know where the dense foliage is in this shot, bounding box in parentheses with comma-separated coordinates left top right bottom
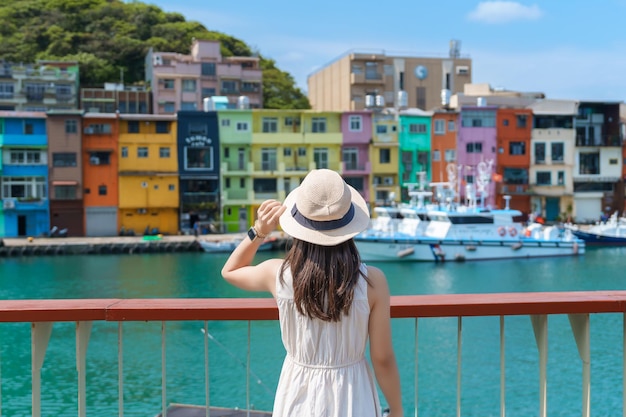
(0, 0, 310, 109)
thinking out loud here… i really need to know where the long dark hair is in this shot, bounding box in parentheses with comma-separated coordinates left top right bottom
(279, 238, 367, 322)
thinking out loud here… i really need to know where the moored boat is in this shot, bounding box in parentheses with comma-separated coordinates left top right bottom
(198, 237, 276, 253)
(568, 212, 626, 246)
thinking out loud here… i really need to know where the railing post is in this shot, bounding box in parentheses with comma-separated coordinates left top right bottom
(568, 313, 590, 417)
(456, 317, 462, 417)
(500, 316, 506, 417)
(118, 322, 124, 417)
(76, 321, 93, 417)
(414, 318, 418, 417)
(531, 315, 548, 417)
(31, 322, 53, 417)
(204, 321, 210, 417)
(161, 321, 167, 417)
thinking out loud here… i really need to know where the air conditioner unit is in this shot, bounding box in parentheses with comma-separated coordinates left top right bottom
(3, 198, 16, 209)
(153, 55, 163, 66)
(84, 127, 94, 134)
(90, 156, 100, 165)
(384, 177, 394, 185)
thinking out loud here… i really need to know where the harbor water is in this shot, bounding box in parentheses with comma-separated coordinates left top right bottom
(1, 247, 626, 416)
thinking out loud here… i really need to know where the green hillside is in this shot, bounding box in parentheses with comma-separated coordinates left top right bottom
(0, 0, 310, 109)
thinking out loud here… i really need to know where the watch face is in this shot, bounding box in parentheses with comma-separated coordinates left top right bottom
(415, 65, 428, 80)
(247, 227, 257, 241)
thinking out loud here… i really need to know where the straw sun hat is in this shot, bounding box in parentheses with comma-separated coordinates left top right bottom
(279, 169, 370, 246)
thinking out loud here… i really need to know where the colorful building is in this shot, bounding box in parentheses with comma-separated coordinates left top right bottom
(341, 111, 372, 204)
(457, 105, 498, 208)
(47, 110, 85, 236)
(83, 113, 119, 236)
(430, 109, 459, 185)
(118, 114, 178, 235)
(370, 112, 400, 206)
(398, 109, 433, 201)
(495, 107, 532, 214)
(219, 109, 253, 232)
(0, 111, 50, 237)
(176, 111, 220, 234)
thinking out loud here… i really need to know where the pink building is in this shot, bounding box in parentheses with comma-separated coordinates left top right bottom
(145, 39, 263, 114)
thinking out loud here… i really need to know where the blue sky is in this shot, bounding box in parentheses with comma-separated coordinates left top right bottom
(148, 0, 626, 102)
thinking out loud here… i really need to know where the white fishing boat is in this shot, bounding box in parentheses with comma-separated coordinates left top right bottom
(567, 212, 626, 246)
(198, 237, 276, 253)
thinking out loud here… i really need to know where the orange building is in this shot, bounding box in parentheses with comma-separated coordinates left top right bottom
(431, 110, 459, 185)
(495, 108, 532, 213)
(82, 113, 120, 236)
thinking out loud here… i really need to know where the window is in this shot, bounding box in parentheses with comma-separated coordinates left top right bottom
(9, 149, 42, 165)
(221, 80, 237, 94)
(534, 142, 545, 163)
(164, 102, 175, 113)
(516, 115, 528, 128)
(54, 185, 76, 199)
(434, 120, 445, 135)
(168, 184, 175, 191)
(557, 171, 565, 185)
(503, 119, 509, 126)
(201, 63, 216, 76)
(181, 101, 196, 110)
(610, 158, 618, 165)
(503, 168, 528, 184)
(202, 88, 216, 98)
(444, 149, 456, 162)
(1, 176, 47, 199)
(221, 119, 231, 127)
(98, 185, 107, 196)
(342, 147, 358, 170)
(159, 147, 170, 158)
(551, 142, 564, 162)
(225, 178, 231, 188)
(137, 147, 148, 158)
(182, 80, 196, 92)
(121, 147, 128, 158)
(448, 120, 455, 131)
(189, 123, 207, 136)
(163, 79, 175, 89)
(466, 142, 482, 153)
(349, 115, 362, 131)
(432, 150, 441, 161)
(379, 148, 390, 164)
(186, 147, 213, 169)
(236, 122, 248, 131)
(85, 123, 112, 134)
(312, 117, 327, 133)
(239, 178, 245, 188)
(261, 148, 277, 171)
(65, 120, 77, 134)
(284, 148, 292, 157)
(298, 147, 306, 156)
(0, 82, 14, 98)
(262, 117, 278, 133)
(224, 148, 230, 158)
(314, 148, 329, 169)
(579, 152, 599, 175)
(52, 153, 77, 167)
(127, 121, 139, 133)
(89, 152, 110, 165)
(509, 142, 526, 155)
(409, 123, 427, 133)
(462, 110, 496, 127)
(156, 121, 169, 133)
(376, 125, 388, 134)
(24, 122, 34, 134)
(536, 172, 551, 185)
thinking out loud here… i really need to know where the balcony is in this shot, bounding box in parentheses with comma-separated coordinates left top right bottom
(576, 134, 622, 147)
(0, 291, 623, 417)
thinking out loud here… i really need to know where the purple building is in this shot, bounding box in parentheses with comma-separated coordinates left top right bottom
(341, 111, 372, 203)
(457, 105, 498, 208)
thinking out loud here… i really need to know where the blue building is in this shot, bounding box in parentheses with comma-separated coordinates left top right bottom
(0, 111, 50, 237)
(176, 110, 221, 234)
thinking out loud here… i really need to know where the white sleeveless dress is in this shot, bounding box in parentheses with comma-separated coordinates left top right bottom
(273, 263, 382, 417)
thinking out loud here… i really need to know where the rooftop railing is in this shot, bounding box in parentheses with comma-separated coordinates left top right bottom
(1, 291, 626, 417)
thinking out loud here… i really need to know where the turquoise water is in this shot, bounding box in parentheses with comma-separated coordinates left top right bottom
(1, 248, 626, 416)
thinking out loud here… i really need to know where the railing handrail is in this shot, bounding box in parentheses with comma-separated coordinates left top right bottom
(2, 290, 626, 323)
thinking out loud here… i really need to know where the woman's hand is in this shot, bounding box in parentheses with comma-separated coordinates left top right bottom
(255, 199, 286, 236)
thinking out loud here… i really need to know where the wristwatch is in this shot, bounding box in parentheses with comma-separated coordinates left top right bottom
(247, 226, 266, 241)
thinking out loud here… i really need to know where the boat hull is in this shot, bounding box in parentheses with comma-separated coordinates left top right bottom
(354, 237, 584, 262)
(571, 230, 626, 246)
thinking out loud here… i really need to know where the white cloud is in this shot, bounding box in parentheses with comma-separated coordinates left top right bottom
(468, 1, 543, 24)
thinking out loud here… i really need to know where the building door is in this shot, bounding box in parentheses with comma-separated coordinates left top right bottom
(17, 215, 27, 236)
(545, 197, 560, 222)
(238, 207, 248, 232)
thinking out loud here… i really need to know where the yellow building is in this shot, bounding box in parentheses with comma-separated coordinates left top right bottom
(370, 112, 400, 206)
(118, 114, 179, 235)
(249, 109, 343, 210)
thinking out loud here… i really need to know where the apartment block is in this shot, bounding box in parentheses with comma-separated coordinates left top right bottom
(0, 60, 79, 112)
(81, 83, 151, 114)
(308, 41, 472, 112)
(146, 39, 262, 114)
